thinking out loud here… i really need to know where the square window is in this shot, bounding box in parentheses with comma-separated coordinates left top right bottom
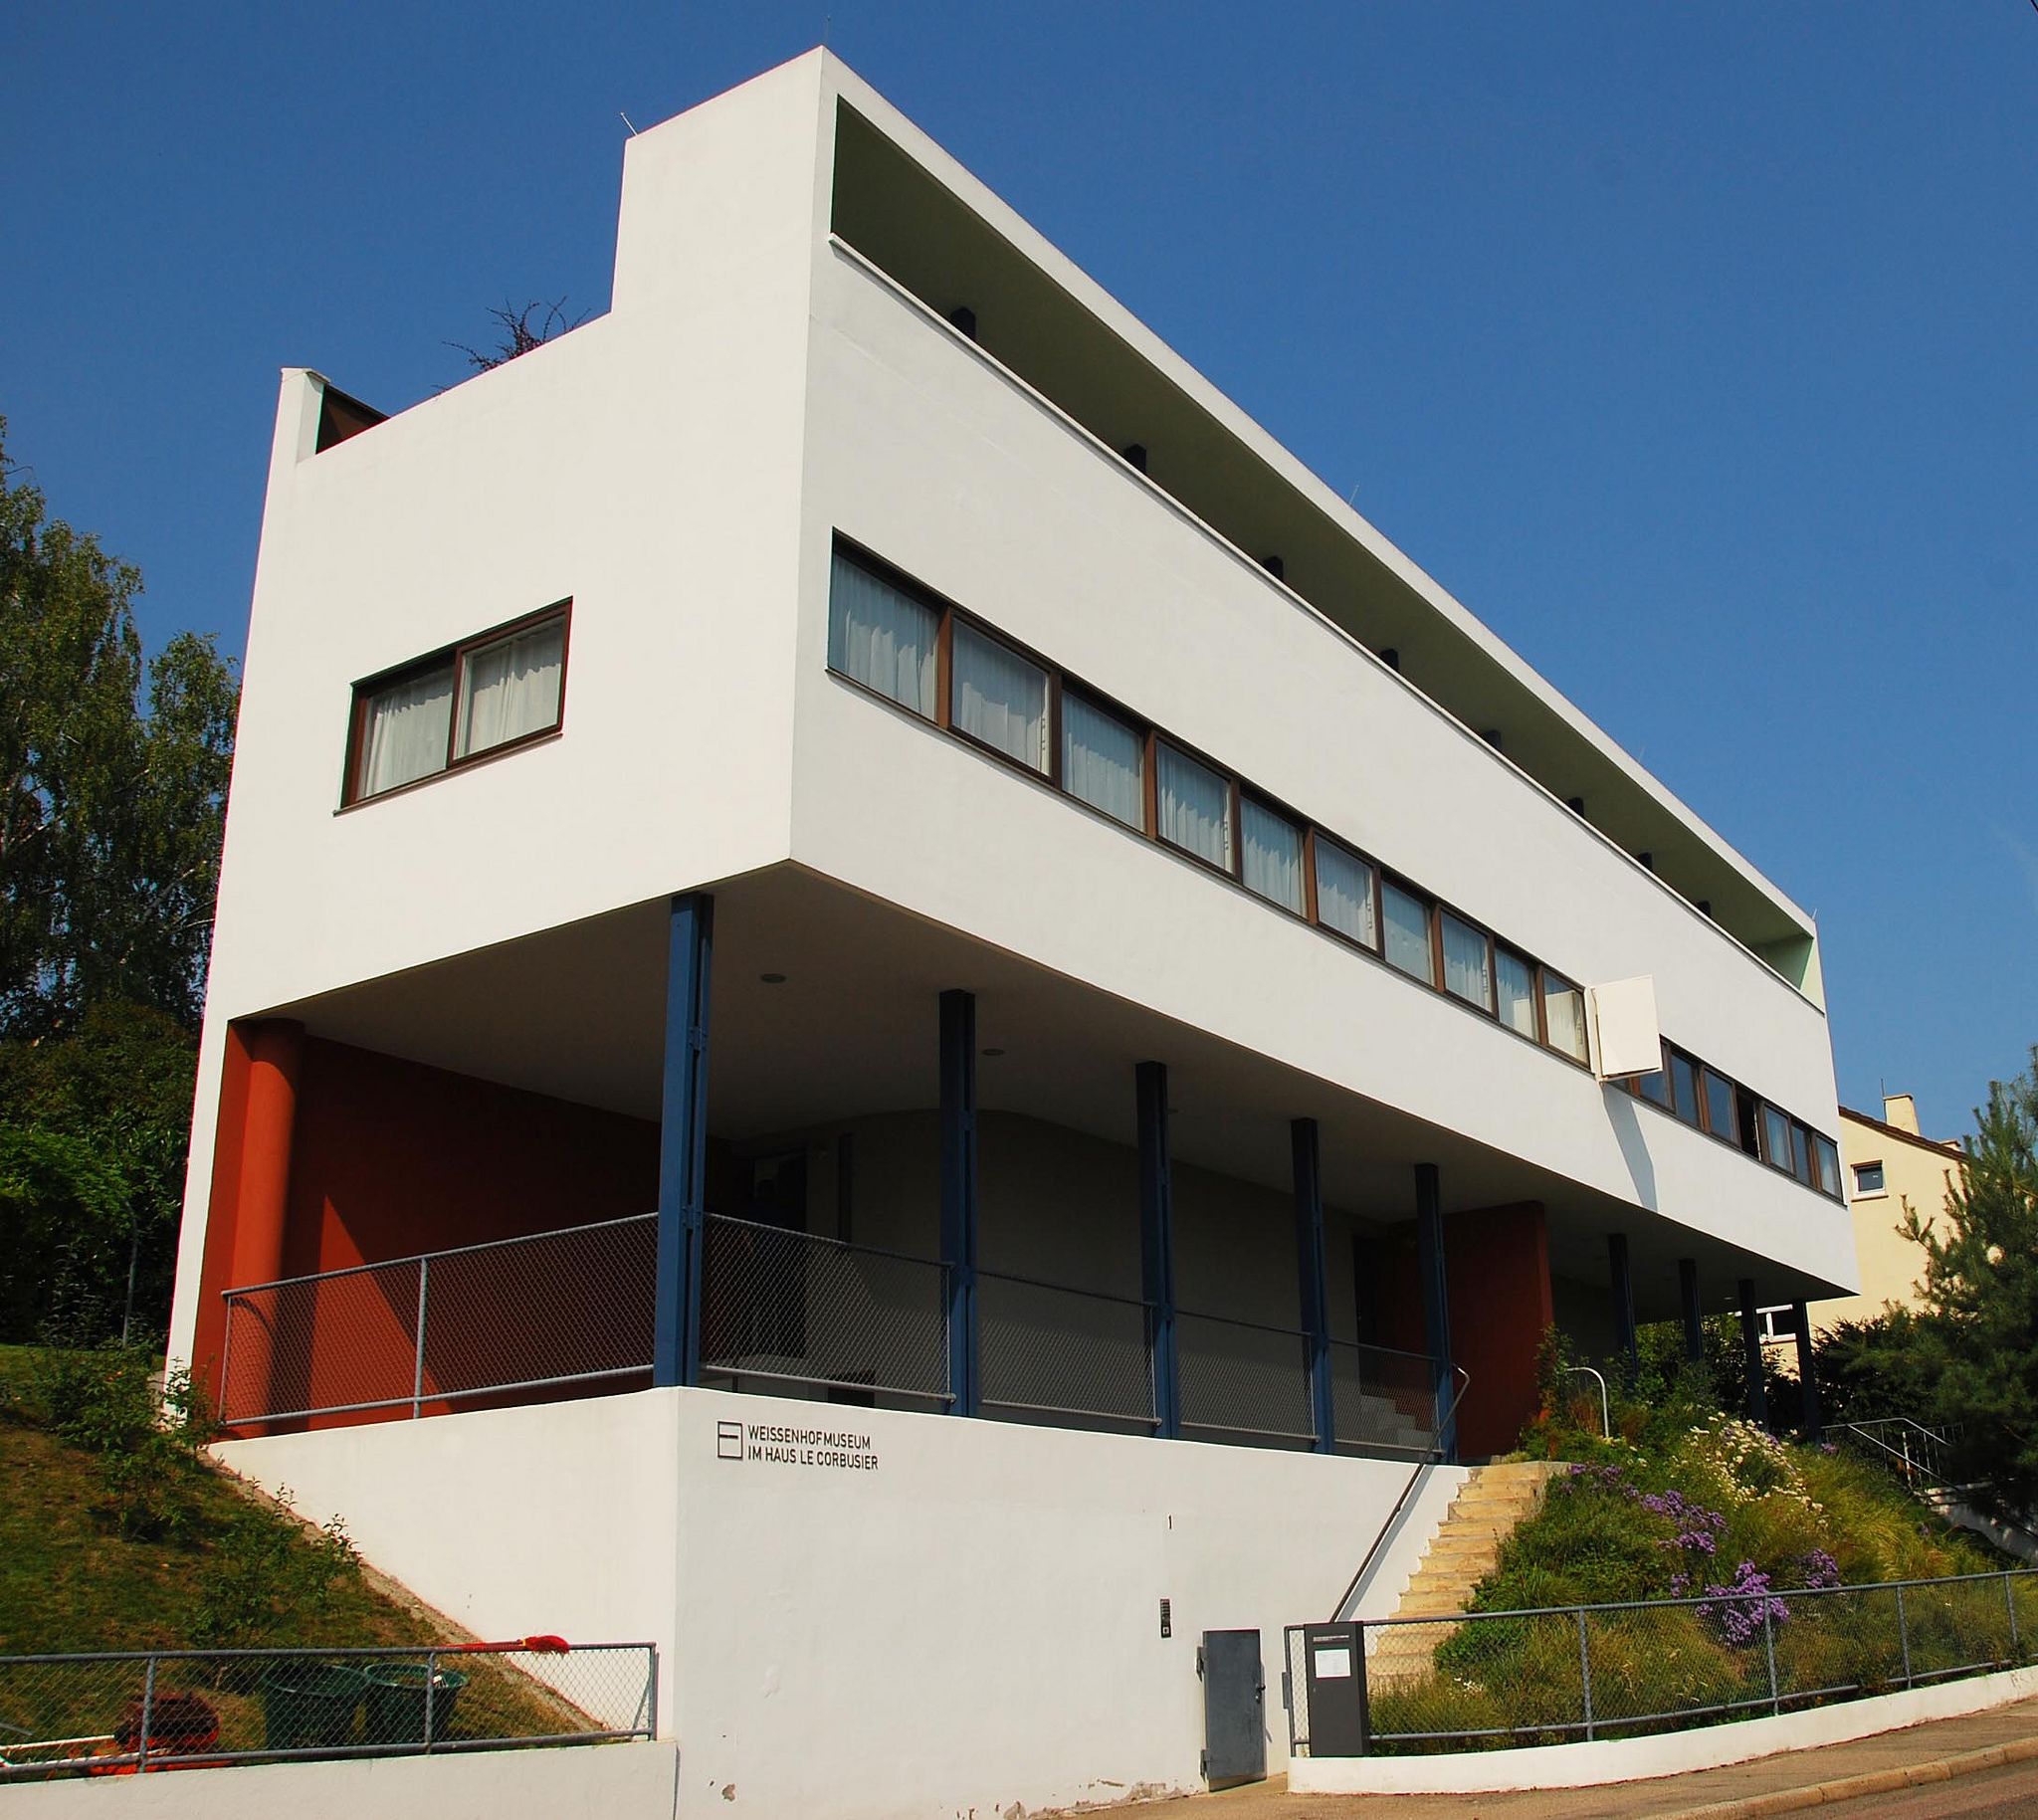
(951, 621, 1049, 773)
(828, 549, 937, 716)
(1241, 798, 1305, 913)
(1669, 1051, 1702, 1127)
(1762, 1104, 1795, 1172)
(1542, 971, 1589, 1063)
(454, 617, 564, 759)
(1061, 692, 1144, 829)
(1155, 742, 1232, 871)
(1315, 837, 1377, 948)
(357, 663, 455, 798)
(1440, 911, 1493, 1010)
(1381, 881, 1434, 983)
(1853, 1159, 1886, 1196)
(1496, 948, 1537, 1038)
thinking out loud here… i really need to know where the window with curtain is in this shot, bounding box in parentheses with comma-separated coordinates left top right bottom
(1496, 948, 1537, 1037)
(1790, 1121, 1814, 1185)
(1813, 1133, 1842, 1197)
(1381, 881, 1433, 982)
(1669, 1051, 1702, 1127)
(348, 604, 569, 804)
(1762, 1104, 1795, 1171)
(828, 549, 937, 717)
(357, 664, 455, 798)
(1241, 799, 1304, 912)
(1156, 742, 1232, 870)
(951, 622, 1048, 773)
(1316, 838, 1376, 948)
(1440, 912, 1492, 1009)
(455, 618, 565, 759)
(1061, 692, 1144, 829)
(1542, 972, 1588, 1063)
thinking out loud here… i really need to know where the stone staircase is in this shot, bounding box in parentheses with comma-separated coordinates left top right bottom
(1366, 1460, 1568, 1688)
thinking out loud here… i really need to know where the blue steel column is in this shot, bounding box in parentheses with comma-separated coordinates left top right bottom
(1137, 1062, 1180, 1439)
(653, 893, 713, 1388)
(939, 990, 980, 1417)
(1677, 1258, 1706, 1367)
(1413, 1162, 1457, 1462)
(1608, 1232, 1639, 1383)
(1292, 1118, 1334, 1454)
(1737, 1277, 1769, 1429)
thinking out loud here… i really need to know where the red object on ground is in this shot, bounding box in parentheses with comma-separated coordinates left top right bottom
(448, 1634, 570, 1654)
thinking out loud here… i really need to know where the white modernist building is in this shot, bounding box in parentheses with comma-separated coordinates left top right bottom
(166, 50, 1858, 1817)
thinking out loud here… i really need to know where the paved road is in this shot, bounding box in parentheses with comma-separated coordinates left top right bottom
(1822, 1756, 2038, 1817)
(1033, 1694, 2038, 1820)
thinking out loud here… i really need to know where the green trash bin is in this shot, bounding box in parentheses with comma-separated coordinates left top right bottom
(361, 1661, 468, 1746)
(259, 1660, 365, 1752)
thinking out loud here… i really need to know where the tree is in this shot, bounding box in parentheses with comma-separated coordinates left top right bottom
(1899, 1051, 2038, 1517)
(0, 415, 237, 1341)
(0, 415, 237, 1034)
(447, 298, 588, 375)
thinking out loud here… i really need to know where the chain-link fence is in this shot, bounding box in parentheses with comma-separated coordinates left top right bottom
(1328, 1340, 1438, 1456)
(1177, 1310, 1316, 1448)
(0, 1641, 655, 1779)
(1286, 1568, 2038, 1757)
(699, 1214, 949, 1406)
(219, 1216, 658, 1426)
(978, 1270, 1155, 1430)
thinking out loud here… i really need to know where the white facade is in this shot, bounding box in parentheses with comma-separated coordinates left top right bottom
(168, 49, 1858, 1816)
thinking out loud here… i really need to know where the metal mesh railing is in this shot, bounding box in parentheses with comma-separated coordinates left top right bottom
(219, 1216, 657, 1427)
(699, 1214, 949, 1406)
(0, 1641, 655, 1779)
(1833, 1418, 1961, 1491)
(1285, 1568, 2038, 1757)
(977, 1270, 1155, 1429)
(1328, 1340, 1438, 1456)
(1177, 1311, 1315, 1447)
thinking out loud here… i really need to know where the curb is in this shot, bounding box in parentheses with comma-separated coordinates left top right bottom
(1668, 1731, 2038, 1818)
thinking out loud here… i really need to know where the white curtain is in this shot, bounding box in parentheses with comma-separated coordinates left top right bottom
(358, 667, 454, 796)
(1241, 799, 1303, 911)
(1156, 743, 1231, 869)
(457, 620, 565, 757)
(1315, 839, 1374, 945)
(1441, 914, 1492, 1007)
(829, 552, 936, 716)
(1382, 882, 1433, 981)
(952, 623, 1048, 771)
(1061, 694, 1143, 829)
(1543, 977, 1587, 1060)
(1497, 950, 1537, 1036)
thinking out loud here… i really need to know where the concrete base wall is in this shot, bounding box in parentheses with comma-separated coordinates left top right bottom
(1292, 1663, 2038, 1795)
(217, 1385, 1464, 1818)
(2, 1742, 681, 1819)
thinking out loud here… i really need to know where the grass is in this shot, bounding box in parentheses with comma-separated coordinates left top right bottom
(0, 1344, 429, 1656)
(0, 1344, 624, 1770)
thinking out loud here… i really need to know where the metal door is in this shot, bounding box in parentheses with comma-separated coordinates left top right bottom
(1199, 1629, 1265, 1787)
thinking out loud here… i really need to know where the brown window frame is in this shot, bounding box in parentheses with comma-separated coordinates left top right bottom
(341, 600, 571, 808)
(825, 535, 1846, 1172)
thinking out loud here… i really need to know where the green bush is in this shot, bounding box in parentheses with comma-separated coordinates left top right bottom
(192, 1491, 362, 1655)
(30, 1342, 213, 1537)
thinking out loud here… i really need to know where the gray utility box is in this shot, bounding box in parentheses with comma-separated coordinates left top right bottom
(1198, 1629, 1265, 1787)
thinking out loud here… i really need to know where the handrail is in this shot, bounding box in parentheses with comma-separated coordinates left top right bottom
(1329, 1363, 1472, 1621)
(1831, 1416, 1959, 1490)
(1562, 1365, 1612, 1439)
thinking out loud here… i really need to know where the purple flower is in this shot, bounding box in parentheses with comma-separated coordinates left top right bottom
(1796, 1549, 1842, 1591)
(1695, 1561, 1791, 1647)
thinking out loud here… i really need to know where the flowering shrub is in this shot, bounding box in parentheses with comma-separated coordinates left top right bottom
(1693, 1560, 1792, 1647)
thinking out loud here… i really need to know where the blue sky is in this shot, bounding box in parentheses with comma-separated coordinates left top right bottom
(5, 3, 2034, 1136)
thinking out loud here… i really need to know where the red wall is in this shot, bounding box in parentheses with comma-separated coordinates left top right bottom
(201, 1033, 659, 1432)
(1378, 1201, 1553, 1460)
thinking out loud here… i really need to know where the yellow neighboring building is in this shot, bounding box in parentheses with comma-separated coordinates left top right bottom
(1761, 1094, 1965, 1352)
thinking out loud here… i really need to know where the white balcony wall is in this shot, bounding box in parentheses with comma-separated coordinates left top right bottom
(791, 246, 1850, 1286)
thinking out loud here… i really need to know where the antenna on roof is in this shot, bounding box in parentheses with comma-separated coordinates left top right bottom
(619, 110, 639, 135)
